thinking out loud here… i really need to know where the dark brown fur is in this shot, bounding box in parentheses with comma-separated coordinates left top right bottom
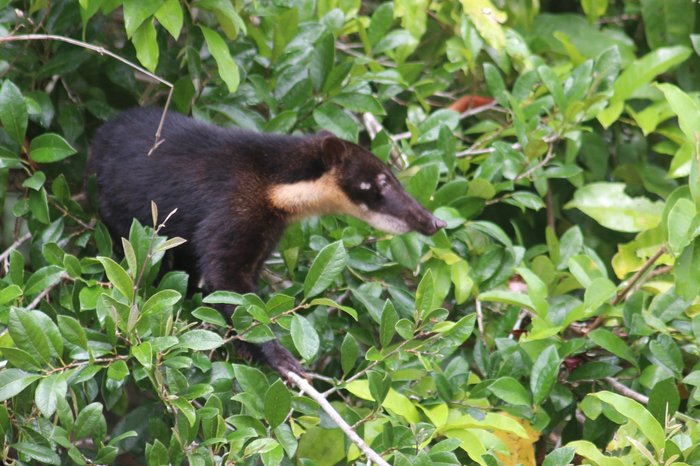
(90, 107, 444, 377)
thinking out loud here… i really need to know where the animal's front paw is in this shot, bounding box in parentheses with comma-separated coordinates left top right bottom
(260, 340, 307, 381)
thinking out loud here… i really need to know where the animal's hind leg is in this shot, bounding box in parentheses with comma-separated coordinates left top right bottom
(198, 250, 306, 380)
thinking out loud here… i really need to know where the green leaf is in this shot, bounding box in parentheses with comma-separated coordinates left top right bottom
(0, 284, 22, 305)
(35, 374, 67, 417)
(29, 133, 77, 163)
(290, 314, 319, 361)
(57, 315, 88, 350)
(154, 0, 183, 39)
(11, 443, 60, 465)
(192, 306, 228, 327)
(132, 341, 153, 369)
(451, 260, 473, 304)
(641, 0, 695, 50)
(0, 80, 28, 146)
(196, 0, 246, 39)
(414, 270, 436, 316)
(647, 378, 680, 423)
(142, 289, 182, 316)
(73, 402, 107, 442)
(538, 65, 566, 111)
(345, 379, 421, 422)
(171, 397, 196, 426)
(588, 328, 638, 368)
(340, 333, 359, 375)
(667, 198, 696, 255)
(264, 379, 291, 429)
(379, 300, 398, 347)
(478, 290, 534, 311)
(0, 369, 41, 402)
(461, 0, 507, 51)
(583, 277, 616, 311)
(97, 257, 134, 302)
(488, 377, 531, 406)
(147, 439, 170, 465)
(107, 360, 129, 382)
(531, 345, 560, 405)
(179, 330, 224, 351)
(656, 83, 700, 147)
(310, 31, 334, 92)
(132, 19, 159, 73)
(24, 265, 64, 296)
(542, 448, 576, 466)
(598, 46, 691, 127)
(304, 240, 347, 298)
(313, 103, 358, 142)
(332, 93, 385, 115)
(590, 391, 665, 453)
(564, 182, 663, 232)
(9, 309, 62, 363)
(122, 0, 160, 37)
(516, 267, 549, 318)
(309, 298, 358, 320)
(200, 26, 240, 93)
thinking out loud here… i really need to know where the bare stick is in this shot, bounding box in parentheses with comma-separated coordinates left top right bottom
(362, 112, 405, 169)
(287, 371, 390, 466)
(456, 134, 558, 158)
(0, 232, 31, 264)
(392, 102, 500, 142)
(0, 33, 174, 154)
(27, 273, 67, 309)
(513, 141, 555, 181)
(603, 377, 649, 404)
(587, 245, 667, 332)
(475, 298, 486, 346)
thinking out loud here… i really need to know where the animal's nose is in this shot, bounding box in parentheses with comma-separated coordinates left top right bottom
(433, 218, 447, 230)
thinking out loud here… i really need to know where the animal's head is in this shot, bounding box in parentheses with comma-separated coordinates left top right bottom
(320, 133, 446, 235)
(269, 132, 446, 236)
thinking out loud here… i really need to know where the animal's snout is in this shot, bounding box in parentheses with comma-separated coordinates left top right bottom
(433, 217, 447, 231)
(419, 215, 446, 235)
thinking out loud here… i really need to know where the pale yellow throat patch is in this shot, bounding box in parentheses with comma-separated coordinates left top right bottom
(268, 171, 363, 221)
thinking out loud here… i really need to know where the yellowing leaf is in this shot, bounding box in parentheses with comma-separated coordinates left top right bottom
(460, 0, 507, 51)
(494, 415, 539, 466)
(345, 380, 420, 423)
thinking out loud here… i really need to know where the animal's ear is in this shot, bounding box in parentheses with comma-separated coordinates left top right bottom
(319, 131, 347, 168)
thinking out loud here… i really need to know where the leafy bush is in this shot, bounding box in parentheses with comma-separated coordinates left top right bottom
(1, 0, 700, 465)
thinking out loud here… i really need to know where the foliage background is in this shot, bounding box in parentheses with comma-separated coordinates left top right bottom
(0, 0, 700, 464)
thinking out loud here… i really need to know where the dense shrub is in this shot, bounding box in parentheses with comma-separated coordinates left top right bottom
(0, 0, 699, 464)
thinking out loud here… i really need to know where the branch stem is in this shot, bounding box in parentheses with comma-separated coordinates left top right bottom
(287, 372, 390, 466)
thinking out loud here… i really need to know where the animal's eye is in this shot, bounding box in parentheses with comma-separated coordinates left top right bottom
(378, 177, 389, 189)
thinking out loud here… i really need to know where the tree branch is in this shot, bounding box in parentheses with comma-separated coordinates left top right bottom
(0, 232, 31, 264)
(603, 377, 649, 404)
(287, 371, 390, 466)
(0, 33, 173, 154)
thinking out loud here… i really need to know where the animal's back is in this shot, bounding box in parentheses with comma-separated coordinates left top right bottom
(90, 108, 241, 239)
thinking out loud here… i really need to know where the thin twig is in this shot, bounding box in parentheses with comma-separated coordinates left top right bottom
(362, 113, 405, 169)
(27, 273, 67, 309)
(287, 371, 391, 466)
(0, 232, 31, 264)
(587, 245, 668, 333)
(391, 102, 500, 142)
(603, 377, 649, 404)
(456, 134, 558, 158)
(475, 298, 486, 346)
(0, 33, 174, 154)
(612, 246, 668, 306)
(459, 101, 499, 119)
(513, 141, 555, 182)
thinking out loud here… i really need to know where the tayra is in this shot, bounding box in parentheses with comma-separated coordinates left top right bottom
(90, 107, 446, 378)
